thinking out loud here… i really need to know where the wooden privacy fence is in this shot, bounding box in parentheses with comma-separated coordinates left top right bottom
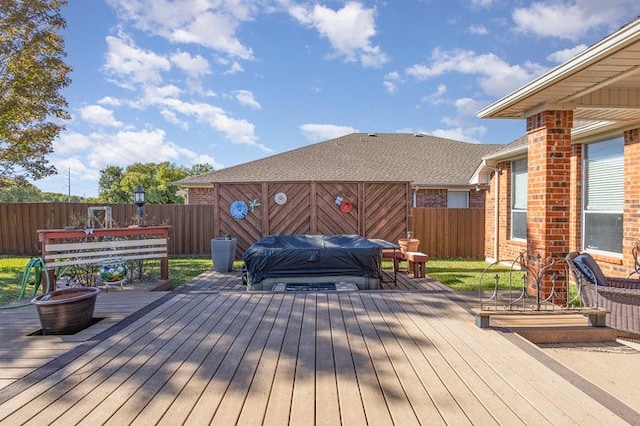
(410, 208, 485, 259)
(0, 203, 215, 256)
(0, 204, 485, 258)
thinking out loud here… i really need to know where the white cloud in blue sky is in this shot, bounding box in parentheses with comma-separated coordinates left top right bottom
(33, 0, 638, 196)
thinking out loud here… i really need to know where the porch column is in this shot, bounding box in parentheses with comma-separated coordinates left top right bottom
(525, 110, 573, 299)
(624, 128, 640, 268)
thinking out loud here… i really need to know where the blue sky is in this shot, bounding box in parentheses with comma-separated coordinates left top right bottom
(35, 0, 637, 197)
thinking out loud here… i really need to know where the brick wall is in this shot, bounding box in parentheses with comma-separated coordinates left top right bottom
(187, 187, 215, 204)
(414, 188, 486, 208)
(484, 161, 527, 263)
(414, 189, 447, 207)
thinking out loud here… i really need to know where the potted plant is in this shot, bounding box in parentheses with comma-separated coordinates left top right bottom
(31, 287, 100, 335)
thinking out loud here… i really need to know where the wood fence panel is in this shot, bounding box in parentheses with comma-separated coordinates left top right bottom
(410, 208, 485, 259)
(268, 182, 312, 236)
(363, 182, 409, 243)
(0, 204, 484, 258)
(315, 182, 359, 236)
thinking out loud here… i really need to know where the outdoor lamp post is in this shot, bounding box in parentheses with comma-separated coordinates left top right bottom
(134, 186, 146, 226)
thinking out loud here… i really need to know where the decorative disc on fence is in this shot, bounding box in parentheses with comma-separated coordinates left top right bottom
(230, 200, 248, 219)
(340, 200, 353, 213)
(274, 192, 287, 205)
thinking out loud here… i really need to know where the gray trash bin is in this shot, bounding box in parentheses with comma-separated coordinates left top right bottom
(211, 236, 237, 272)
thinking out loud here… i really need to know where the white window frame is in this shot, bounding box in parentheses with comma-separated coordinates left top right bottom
(511, 157, 527, 241)
(447, 190, 469, 208)
(582, 137, 624, 256)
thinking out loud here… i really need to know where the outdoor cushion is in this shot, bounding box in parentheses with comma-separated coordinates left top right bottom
(573, 253, 609, 287)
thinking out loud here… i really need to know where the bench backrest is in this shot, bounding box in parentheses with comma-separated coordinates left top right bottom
(43, 238, 168, 269)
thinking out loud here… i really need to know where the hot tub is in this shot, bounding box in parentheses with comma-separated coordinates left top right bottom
(242, 235, 382, 291)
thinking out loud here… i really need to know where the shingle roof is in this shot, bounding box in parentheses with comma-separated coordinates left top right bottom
(177, 133, 503, 187)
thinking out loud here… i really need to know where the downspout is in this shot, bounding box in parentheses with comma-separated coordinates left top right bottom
(412, 186, 418, 208)
(493, 169, 499, 262)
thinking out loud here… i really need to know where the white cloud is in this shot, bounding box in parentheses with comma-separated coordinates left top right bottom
(104, 33, 171, 87)
(431, 126, 487, 144)
(222, 61, 245, 75)
(512, 1, 636, 40)
(289, 2, 388, 68)
(98, 96, 122, 107)
(107, 0, 255, 60)
(299, 124, 357, 142)
(85, 129, 193, 169)
(454, 97, 485, 116)
(420, 84, 447, 105)
(160, 98, 269, 151)
(79, 105, 123, 128)
(54, 132, 93, 155)
(406, 48, 547, 97)
(383, 71, 403, 94)
(170, 51, 210, 78)
(470, 0, 494, 6)
(234, 90, 261, 110)
(546, 44, 588, 63)
(468, 25, 488, 35)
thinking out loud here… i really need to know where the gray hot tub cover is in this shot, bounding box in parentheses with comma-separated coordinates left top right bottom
(242, 235, 382, 284)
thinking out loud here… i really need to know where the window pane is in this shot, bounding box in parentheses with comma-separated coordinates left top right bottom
(512, 158, 527, 210)
(447, 191, 468, 208)
(584, 213, 623, 253)
(511, 211, 527, 240)
(583, 138, 624, 255)
(585, 139, 623, 211)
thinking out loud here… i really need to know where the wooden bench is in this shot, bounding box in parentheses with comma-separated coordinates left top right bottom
(472, 308, 608, 329)
(37, 226, 171, 288)
(405, 251, 429, 278)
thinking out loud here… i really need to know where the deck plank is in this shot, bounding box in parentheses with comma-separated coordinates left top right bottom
(34, 294, 206, 425)
(326, 293, 368, 425)
(209, 294, 285, 424)
(234, 293, 295, 425)
(104, 292, 240, 424)
(289, 293, 317, 425)
(261, 293, 304, 425)
(402, 292, 628, 425)
(130, 293, 252, 425)
(157, 294, 265, 425)
(314, 294, 341, 425)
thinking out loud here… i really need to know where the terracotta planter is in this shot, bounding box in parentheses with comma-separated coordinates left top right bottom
(398, 238, 420, 254)
(31, 287, 100, 335)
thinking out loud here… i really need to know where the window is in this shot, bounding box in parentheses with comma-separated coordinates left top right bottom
(583, 138, 624, 254)
(511, 158, 527, 240)
(447, 191, 468, 208)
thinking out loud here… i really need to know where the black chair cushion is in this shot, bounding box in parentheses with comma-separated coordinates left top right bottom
(573, 253, 609, 287)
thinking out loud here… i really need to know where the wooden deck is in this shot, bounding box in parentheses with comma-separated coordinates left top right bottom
(0, 270, 639, 425)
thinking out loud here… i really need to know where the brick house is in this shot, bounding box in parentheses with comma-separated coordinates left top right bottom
(180, 133, 501, 208)
(475, 17, 640, 295)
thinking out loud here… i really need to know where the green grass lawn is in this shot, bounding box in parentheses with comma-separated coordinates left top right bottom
(0, 255, 215, 305)
(1, 255, 571, 306)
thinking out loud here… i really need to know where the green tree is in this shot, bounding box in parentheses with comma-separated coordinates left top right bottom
(0, 0, 72, 182)
(98, 162, 192, 204)
(188, 163, 214, 176)
(0, 180, 42, 202)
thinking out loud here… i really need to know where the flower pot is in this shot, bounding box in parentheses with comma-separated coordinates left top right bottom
(398, 238, 420, 254)
(211, 236, 237, 272)
(31, 287, 100, 335)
